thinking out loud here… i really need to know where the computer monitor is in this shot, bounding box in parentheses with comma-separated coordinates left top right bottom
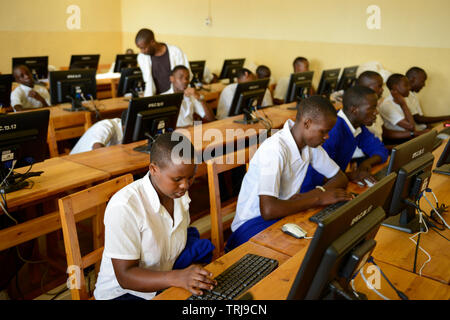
(189, 60, 205, 85)
(287, 173, 397, 300)
(219, 59, 245, 83)
(317, 68, 341, 98)
(336, 66, 358, 91)
(228, 78, 269, 124)
(121, 93, 183, 153)
(113, 54, 138, 73)
(0, 109, 50, 193)
(49, 69, 97, 111)
(0, 74, 13, 109)
(69, 54, 100, 70)
(117, 67, 144, 98)
(433, 139, 450, 175)
(285, 71, 314, 103)
(12, 56, 49, 80)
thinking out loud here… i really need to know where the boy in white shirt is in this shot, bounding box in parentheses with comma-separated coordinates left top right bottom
(94, 132, 216, 300)
(10, 65, 50, 111)
(226, 96, 353, 251)
(162, 65, 215, 128)
(216, 68, 273, 120)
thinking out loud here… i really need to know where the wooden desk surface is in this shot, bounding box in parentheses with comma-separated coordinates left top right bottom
(153, 241, 291, 300)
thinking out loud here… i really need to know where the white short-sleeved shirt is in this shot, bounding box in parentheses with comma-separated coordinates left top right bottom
(405, 91, 424, 116)
(231, 119, 340, 231)
(94, 172, 191, 300)
(273, 77, 290, 100)
(10, 83, 50, 109)
(162, 87, 206, 127)
(379, 93, 426, 132)
(216, 84, 273, 120)
(69, 118, 123, 155)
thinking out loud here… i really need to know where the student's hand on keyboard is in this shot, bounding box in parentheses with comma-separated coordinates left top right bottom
(318, 188, 354, 206)
(176, 265, 217, 296)
(348, 169, 377, 187)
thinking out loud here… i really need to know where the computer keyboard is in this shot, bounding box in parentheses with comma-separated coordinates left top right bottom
(373, 167, 388, 181)
(309, 201, 349, 224)
(187, 253, 278, 300)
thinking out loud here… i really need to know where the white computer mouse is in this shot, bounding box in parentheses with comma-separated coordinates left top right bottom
(437, 133, 449, 140)
(281, 223, 307, 239)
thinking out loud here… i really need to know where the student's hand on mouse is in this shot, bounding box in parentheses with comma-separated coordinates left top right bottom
(318, 188, 354, 206)
(176, 264, 216, 295)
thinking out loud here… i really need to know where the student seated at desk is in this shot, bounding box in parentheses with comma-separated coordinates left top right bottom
(216, 68, 273, 120)
(94, 132, 216, 300)
(69, 111, 127, 154)
(301, 86, 389, 191)
(226, 96, 352, 251)
(379, 73, 429, 145)
(405, 67, 450, 125)
(162, 65, 215, 127)
(8, 65, 50, 112)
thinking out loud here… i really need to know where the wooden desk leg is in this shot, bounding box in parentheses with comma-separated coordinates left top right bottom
(110, 79, 117, 98)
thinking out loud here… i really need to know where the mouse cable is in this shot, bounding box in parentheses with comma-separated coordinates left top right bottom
(367, 257, 409, 300)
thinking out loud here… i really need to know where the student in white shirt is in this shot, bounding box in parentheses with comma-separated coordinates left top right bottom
(226, 96, 352, 251)
(94, 132, 216, 300)
(135, 28, 190, 97)
(406, 67, 450, 125)
(9, 65, 50, 111)
(69, 112, 126, 155)
(162, 65, 215, 128)
(216, 68, 273, 120)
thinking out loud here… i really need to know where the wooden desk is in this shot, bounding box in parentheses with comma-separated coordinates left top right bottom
(198, 82, 226, 110)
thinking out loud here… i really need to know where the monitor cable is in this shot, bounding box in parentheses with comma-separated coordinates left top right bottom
(83, 94, 102, 121)
(367, 257, 409, 300)
(421, 188, 449, 230)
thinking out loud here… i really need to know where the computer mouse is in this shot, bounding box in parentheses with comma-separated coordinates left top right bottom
(281, 223, 307, 239)
(437, 133, 449, 140)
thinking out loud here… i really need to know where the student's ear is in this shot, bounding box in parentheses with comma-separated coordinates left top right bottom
(303, 118, 312, 129)
(149, 162, 159, 176)
(349, 105, 358, 115)
(169, 75, 175, 83)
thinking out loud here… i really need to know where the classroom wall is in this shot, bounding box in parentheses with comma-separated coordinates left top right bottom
(0, 0, 123, 73)
(120, 0, 450, 116)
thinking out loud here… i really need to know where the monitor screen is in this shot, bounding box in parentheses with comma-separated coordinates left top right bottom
(69, 54, 100, 70)
(12, 56, 49, 80)
(336, 66, 358, 91)
(113, 54, 138, 73)
(117, 67, 144, 98)
(317, 68, 341, 97)
(48, 69, 97, 106)
(287, 173, 396, 300)
(436, 139, 450, 168)
(228, 79, 269, 123)
(0, 74, 13, 108)
(189, 60, 205, 83)
(285, 71, 314, 103)
(219, 59, 245, 83)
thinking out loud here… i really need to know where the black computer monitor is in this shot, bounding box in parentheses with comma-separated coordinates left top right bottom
(433, 139, 450, 175)
(317, 68, 341, 98)
(12, 56, 49, 80)
(189, 60, 205, 85)
(113, 54, 138, 73)
(287, 173, 396, 300)
(228, 78, 269, 124)
(121, 93, 184, 153)
(69, 54, 100, 70)
(117, 67, 144, 98)
(219, 59, 245, 83)
(285, 71, 314, 103)
(0, 109, 50, 193)
(0, 74, 13, 109)
(336, 66, 358, 91)
(48, 69, 97, 111)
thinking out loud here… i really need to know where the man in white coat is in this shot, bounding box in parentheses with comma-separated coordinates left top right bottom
(135, 28, 190, 97)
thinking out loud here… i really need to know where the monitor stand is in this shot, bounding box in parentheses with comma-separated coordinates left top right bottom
(0, 169, 43, 194)
(382, 208, 421, 234)
(133, 135, 156, 154)
(433, 164, 450, 176)
(233, 107, 260, 125)
(64, 97, 90, 112)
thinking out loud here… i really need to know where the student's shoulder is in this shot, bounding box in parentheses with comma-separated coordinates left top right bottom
(108, 178, 144, 209)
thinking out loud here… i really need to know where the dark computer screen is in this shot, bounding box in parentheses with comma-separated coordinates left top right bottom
(121, 93, 183, 153)
(113, 54, 138, 73)
(189, 60, 205, 84)
(285, 71, 314, 103)
(317, 68, 341, 98)
(12, 56, 49, 80)
(0, 109, 50, 193)
(117, 67, 144, 98)
(435, 139, 450, 168)
(0, 74, 13, 108)
(336, 66, 358, 91)
(219, 59, 245, 83)
(69, 54, 100, 70)
(287, 173, 396, 300)
(228, 78, 269, 124)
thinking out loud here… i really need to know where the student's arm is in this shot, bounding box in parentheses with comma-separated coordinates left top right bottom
(11, 105, 23, 112)
(391, 91, 415, 131)
(92, 143, 105, 149)
(185, 88, 215, 122)
(112, 259, 216, 296)
(382, 125, 430, 140)
(414, 114, 450, 124)
(28, 90, 49, 107)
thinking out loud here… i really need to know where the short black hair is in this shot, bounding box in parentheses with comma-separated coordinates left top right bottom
(406, 67, 427, 79)
(343, 86, 376, 112)
(386, 73, 406, 90)
(135, 28, 155, 44)
(296, 95, 337, 122)
(171, 65, 189, 76)
(150, 132, 197, 168)
(236, 68, 253, 80)
(256, 65, 271, 79)
(293, 57, 308, 68)
(356, 71, 383, 86)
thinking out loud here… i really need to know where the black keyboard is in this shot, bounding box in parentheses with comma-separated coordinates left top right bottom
(373, 167, 388, 181)
(187, 254, 278, 300)
(309, 201, 349, 224)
